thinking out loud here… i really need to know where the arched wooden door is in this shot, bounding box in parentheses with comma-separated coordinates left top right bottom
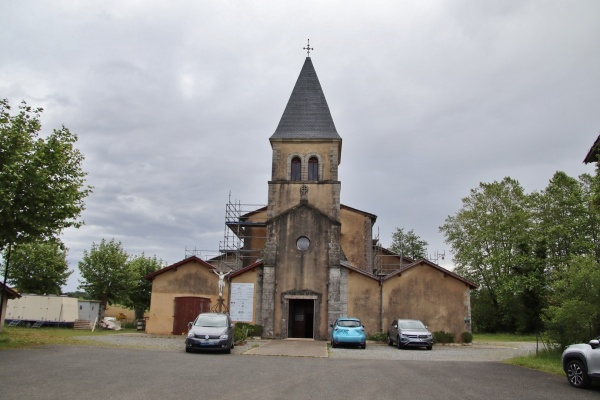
(173, 297, 211, 335)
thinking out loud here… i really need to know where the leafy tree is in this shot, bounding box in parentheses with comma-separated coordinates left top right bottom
(63, 291, 92, 300)
(577, 172, 600, 262)
(543, 255, 600, 348)
(0, 99, 91, 316)
(122, 253, 164, 320)
(533, 171, 590, 274)
(439, 177, 533, 332)
(389, 228, 428, 260)
(78, 239, 130, 313)
(4, 239, 72, 295)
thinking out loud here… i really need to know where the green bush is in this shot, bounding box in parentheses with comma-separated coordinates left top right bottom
(234, 322, 264, 342)
(461, 331, 473, 343)
(251, 324, 264, 337)
(234, 326, 247, 343)
(433, 331, 455, 344)
(367, 332, 387, 342)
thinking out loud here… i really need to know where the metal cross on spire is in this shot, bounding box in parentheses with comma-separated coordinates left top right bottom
(303, 39, 313, 56)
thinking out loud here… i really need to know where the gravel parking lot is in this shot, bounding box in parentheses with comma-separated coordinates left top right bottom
(77, 333, 539, 361)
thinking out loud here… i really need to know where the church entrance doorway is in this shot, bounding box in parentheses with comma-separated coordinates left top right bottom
(288, 299, 314, 339)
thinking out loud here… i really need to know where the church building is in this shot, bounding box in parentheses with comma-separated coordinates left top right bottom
(145, 54, 476, 340)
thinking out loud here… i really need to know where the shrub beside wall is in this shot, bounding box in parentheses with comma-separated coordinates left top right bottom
(461, 331, 473, 344)
(433, 331, 455, 344)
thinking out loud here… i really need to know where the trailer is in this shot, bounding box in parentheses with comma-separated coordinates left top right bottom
(6, 294, 79, 327)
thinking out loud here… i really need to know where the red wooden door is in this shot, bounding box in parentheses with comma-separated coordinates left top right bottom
(173, 297, 211, 335)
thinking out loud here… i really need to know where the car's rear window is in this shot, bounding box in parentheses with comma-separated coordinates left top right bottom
(338, 320, 361, 328)
(195, 314, 228, 327)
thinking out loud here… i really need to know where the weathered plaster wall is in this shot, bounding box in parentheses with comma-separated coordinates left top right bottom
(146, 261, 225, 335)
(345, 269, 381, 335)
(270, 141, 340, 181)
(268, 205, 339, 339)
(340, 208, 373, 272)
(382, 262, 471, 338)
(268, 141, 341, 220)
(268, 182, 341, 220)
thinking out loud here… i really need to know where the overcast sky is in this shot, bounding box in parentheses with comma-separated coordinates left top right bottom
(2, 1, 599, 292)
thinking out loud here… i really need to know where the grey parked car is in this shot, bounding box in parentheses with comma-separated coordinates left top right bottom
(387, 319, 433, 350)
(185, 312, 234, 354)
(561, 336, 600, 388)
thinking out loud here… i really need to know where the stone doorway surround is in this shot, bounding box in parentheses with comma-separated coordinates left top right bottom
(280, 290, 322, 339)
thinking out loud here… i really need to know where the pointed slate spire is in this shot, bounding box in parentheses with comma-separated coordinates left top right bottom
(270, 57, 341, 140)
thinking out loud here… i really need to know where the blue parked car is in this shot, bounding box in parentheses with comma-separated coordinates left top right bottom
(330, 317, 367, 349)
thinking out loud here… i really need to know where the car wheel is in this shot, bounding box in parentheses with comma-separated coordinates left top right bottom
(185, 347, 192, 353)
(331, 339, 337, 348)
(387, 335, 394, 346)
(231, 341, 234, 349)
(566, 359, 590, 388)
(426, 345, 432, 350)
(360, 343, 366, 349)
(396, 336, 403, 349)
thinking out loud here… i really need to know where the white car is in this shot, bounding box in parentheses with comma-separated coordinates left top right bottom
(387, 319, 433, 350)
(561, 337, 600, 388)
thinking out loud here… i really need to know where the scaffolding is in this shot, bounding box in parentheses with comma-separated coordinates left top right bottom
(184, 247, 220, 260)
(372, 227, 447, 276)
(218, 194, 267, 271)
(373, 229, 409, 276)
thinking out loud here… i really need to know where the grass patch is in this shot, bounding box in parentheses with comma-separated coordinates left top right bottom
(0, 326, 139, 350)
(475, 333, 562, 376)
(474, 333, 538, 342)
(503, 347, 564, 376)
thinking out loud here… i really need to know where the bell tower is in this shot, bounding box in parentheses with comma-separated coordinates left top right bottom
(259, 51, 345, 339)
(267, 56, 342, 220)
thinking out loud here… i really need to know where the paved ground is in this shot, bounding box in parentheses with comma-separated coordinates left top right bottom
(2, 344, 599, 400)
(78, 333, 540, 361)
(244, 338, 328, 357)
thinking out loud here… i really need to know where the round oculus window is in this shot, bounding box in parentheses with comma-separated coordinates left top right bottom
(296, 236, 310, 251)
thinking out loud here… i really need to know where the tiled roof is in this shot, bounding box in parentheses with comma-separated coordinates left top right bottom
(144, 256, 216, 280)
(583, 134, 600, 164)
(270, 57, 341, 140)
(0, 282, 20, 299)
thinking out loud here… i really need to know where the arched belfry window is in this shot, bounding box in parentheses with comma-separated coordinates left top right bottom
(308, 156, 319, 181)
(291, 156, 301, 181)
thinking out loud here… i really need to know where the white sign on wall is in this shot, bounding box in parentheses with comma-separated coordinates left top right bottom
(230, 283, 254, 322)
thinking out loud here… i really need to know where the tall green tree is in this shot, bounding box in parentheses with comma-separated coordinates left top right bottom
(389, 228, 428, 260)
(78, 239, 130, 313)
(5, 239, 72, 295)
(543, 255, 600, 348)
(0, 99, 91, 316)
(122, 253, 163, 320)
(533, 171, 590, 274)
(540, 169, 600, 345)
(577, 172, 600, 262)
(439, 177, 533, 332)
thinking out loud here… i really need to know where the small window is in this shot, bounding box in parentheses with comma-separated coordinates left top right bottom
(291, 157, 301, 181)
(297, 236, 310, 251)
(308, 157, 319, 181)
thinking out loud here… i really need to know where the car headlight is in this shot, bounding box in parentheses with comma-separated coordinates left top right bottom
(187, 331, 195, 338)
(219, 334, 229, 340)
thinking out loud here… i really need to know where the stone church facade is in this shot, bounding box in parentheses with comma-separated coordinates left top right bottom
(145, 56, 476, 339)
